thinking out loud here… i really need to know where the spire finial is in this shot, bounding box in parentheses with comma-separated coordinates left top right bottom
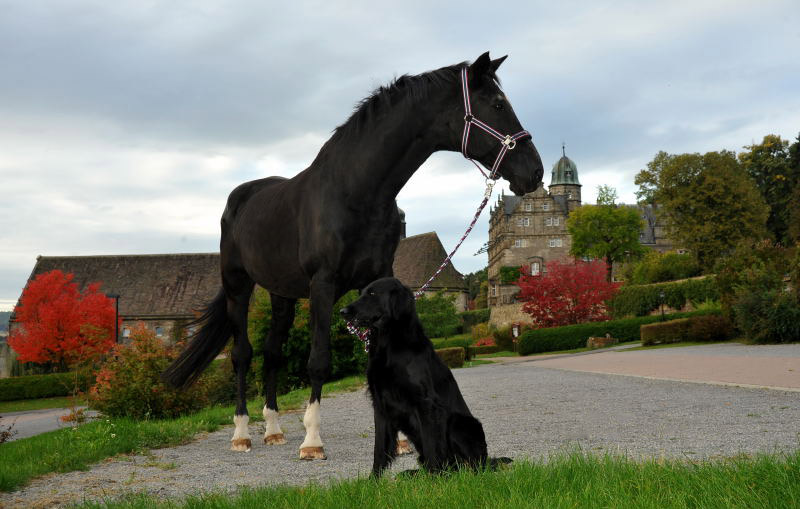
(562, 142, 566, 157)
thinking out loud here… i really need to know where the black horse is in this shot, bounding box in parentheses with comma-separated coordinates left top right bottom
(163, 52, 544, 459)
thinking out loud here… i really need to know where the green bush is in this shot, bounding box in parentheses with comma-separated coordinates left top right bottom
(435, 347, 465, 368)
(609, 277, 719, 318)
(431, 336, 473, 360)
(0, 371, 92, 401)
(491, 325, 515, 352)
(249, 289, 368, 395)
(641, 318, 690, 346)
(468, 345, 501, 356)
(630, 251, 701, 284)
(459, 309, 490, 329)
(499, 266, 523, 284)
(733, 290, 800, 344)
(89, 324, 210, 419)
(416, 291, 462, 338)
(687, 314, 735, 342)
(517, 310, 719, 355)
(471, 323, 490, 342)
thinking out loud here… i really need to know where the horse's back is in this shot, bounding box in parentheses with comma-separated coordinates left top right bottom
(223, 176, 289, 223)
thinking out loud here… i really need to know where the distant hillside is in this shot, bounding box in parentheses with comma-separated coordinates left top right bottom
(0, 311, 11, 333)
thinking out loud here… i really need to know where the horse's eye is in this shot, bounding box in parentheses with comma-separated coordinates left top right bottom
(493, 102, 505, 111)
(368, 291, 375, 296)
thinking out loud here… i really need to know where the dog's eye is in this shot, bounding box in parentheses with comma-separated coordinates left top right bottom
(493, 102, 504, 111)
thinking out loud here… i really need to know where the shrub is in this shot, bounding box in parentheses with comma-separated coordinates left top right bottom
(687, 314, 735, 342)
(0, 371, 92, 401)
(471, 323, 490, 342)
(517, 310, 719, 355)
(89, 324, 210, 419)
(491, 326, 515, 352)
(609, 277, 719, 318)
(499, 266, 523, 284)
(732, 290, 800, 344)
(630, 251, 701, 284)
(249, 290, 367, 394)
(474, 337, 496, 347)
(431, 336, 473, 360)
(435, 347, 465, 368)
(416, 291, 462, 338)
(468, 345, 500, 356)
(641, 319, 690, 346)
(459, 309, 490, 329)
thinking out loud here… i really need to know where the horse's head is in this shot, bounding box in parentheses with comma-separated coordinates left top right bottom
(455, 52, 544, 196)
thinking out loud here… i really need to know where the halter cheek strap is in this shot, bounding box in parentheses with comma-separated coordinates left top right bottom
(460, 67, 532, 180)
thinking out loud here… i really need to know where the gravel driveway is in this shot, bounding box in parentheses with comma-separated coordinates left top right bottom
(3, 358, 799, 508)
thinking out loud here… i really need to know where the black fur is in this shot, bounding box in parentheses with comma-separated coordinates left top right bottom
(341, 277, 509, 477)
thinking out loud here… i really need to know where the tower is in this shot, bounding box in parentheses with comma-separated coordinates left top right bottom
(548, 144, 581, 211)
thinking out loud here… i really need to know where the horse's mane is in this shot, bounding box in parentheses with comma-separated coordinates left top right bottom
(330, 61, 490, 143)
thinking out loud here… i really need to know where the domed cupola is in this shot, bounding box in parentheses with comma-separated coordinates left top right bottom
(550, 145, 581, 186)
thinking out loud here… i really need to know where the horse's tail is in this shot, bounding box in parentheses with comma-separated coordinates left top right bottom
(162, 289, 233, 389)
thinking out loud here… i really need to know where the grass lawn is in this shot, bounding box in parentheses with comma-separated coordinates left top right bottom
(0, 396, 87, 414)
(0, 375, 365, 493)
(75, 450, 800, 509)
(476, 350, 517, 358)
(459, 359, 494, 368)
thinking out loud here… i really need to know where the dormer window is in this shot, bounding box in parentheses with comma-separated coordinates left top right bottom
(565, 170, 573, 178)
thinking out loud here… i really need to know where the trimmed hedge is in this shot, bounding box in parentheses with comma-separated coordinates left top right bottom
(431, 336, 473, 360)
(459, 309, 490, 329)
(609, 277, 719, 318)
(518, 310, 720, 355)
(435, 347, 465, 369)
(468, 345, 501, 356)
(0, 372, 91, 401)
(688, 314, 735, 343)
(641, 318, 690, 346)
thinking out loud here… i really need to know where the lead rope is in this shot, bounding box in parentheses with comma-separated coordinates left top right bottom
(347, 65, 531, 350)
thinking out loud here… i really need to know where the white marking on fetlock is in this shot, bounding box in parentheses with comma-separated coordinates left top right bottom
(299, 401, 323, 449)
(263, 406, 285, 445)
(231, 414, 252, 452)
(396, 431, 413, 455)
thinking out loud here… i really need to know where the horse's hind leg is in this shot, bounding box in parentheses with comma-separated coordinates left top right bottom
(262, 293, 296, 445)
(225, 270, 255, 452)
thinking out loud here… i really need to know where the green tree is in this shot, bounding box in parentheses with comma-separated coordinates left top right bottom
(634, 151, 769, 270)
(787, 133, 800, 244)
(415, 291, 461, 338)
(739, 134, 799, 244)
(463, 268, 487, 301)
(474, 280, 489, 309)
(567, 186, 646, 282)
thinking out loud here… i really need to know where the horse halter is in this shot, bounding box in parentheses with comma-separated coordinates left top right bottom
(460, 66, 532, 180)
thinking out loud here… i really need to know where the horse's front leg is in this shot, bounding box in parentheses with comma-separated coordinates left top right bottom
(299, 274, 336, 460)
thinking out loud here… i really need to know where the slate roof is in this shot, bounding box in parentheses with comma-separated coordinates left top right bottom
(12, 253, 221, 321)
(392, 232, 467, 291)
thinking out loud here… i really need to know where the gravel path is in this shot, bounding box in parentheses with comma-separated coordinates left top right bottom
(3, 359, 799, 508)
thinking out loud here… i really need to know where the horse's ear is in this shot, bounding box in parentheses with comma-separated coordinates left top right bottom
(469, 51, 492, 86)
(490, 55, 508, 72)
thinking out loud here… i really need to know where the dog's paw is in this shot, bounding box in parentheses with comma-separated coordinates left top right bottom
(396, 439, 413, 455)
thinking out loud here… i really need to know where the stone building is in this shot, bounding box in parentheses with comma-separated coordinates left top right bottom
(10, 253, 221, 343)
(487, 149, 582, 306)
(392, 232, 469, 311)
(486, 149, 675, 309)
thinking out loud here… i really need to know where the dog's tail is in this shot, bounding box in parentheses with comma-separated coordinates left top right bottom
(162, 289, 233, 388)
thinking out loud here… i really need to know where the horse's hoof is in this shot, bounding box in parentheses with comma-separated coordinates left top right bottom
(396, 439, 413, 455)
(231, 438, 252, 452)
(299, 446, 327, 460)
(264, 433, 286, 445)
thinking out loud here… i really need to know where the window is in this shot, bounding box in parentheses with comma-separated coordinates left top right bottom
(542, 203, 550, 211)
(517, 218, 524, 226)
(491, 285, 497, 297)
(553, 217, 560, 226)
(122, 327, 131, 338)
(523, 217, 530, 227)
(531, 262, 540, 275)
(568, 192, 573, 199)
(155, 326, 164, 337)
(549, 239, 556, 247)
(545, 217, 552, 226)
(549, 238, 563, 248)
(565, 170, 573, 178)
(524, 202, 532, 211)
(514, 239, 526, 248)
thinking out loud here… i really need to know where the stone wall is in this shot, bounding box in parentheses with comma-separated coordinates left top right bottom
(0, 342, 12, 379)
(489, 302, 529, 328)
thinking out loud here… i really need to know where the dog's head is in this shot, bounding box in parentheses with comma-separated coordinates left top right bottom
(339, 277, 416, 332)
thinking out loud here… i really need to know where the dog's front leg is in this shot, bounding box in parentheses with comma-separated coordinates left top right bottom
(371, 412, 397, 477)
(416, 406, 449, 472)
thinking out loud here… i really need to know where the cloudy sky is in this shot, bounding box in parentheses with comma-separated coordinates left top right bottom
(1, 1, 798, 310)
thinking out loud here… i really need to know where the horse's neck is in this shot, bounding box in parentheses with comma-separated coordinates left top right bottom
(321, 96, 451, 203)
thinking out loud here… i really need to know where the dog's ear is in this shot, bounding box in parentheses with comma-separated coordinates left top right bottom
(389, 285, 415, 322)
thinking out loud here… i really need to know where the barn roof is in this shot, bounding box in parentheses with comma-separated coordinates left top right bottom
(392, 232, 467, 292)
(13, 253, 221, 321)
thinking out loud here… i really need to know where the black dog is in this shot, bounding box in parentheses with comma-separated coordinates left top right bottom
(340, 277, 509, 477)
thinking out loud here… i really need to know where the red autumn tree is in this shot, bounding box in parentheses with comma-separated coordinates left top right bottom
(8, 270, 118, 370)
(515, 260, 620, 328)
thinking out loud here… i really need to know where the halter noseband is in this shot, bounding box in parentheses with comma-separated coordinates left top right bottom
(460, 66, 531, 180)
